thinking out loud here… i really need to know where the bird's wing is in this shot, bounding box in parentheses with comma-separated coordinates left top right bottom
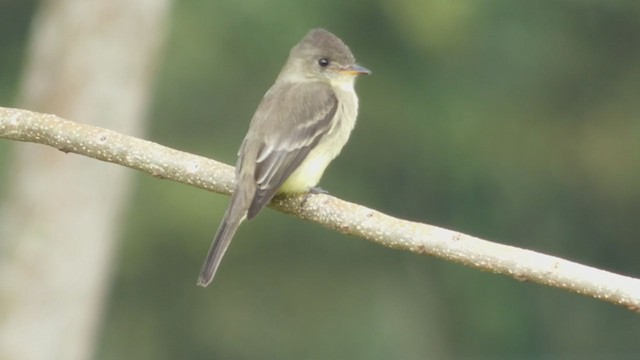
(240, 81, 338, 219)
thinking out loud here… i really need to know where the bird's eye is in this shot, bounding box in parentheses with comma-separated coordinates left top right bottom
(318, 57, 330, 68)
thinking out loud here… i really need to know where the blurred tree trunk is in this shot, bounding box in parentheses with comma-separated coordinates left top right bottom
(0, 1, 171, 359)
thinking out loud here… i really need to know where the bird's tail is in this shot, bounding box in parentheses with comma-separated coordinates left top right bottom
(197, 190, 249, 287)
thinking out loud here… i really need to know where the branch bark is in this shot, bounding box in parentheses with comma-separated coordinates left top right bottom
(1, 106, 639, 313)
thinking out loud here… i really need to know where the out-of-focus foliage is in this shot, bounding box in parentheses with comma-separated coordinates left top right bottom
(1, 0, 639, 359)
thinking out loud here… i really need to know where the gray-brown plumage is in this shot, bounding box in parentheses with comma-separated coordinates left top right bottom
(197, 28, 369, 287)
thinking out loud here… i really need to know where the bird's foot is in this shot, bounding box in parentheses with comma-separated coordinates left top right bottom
(309, 186, 329, 195)
(300, 187, 329, 208)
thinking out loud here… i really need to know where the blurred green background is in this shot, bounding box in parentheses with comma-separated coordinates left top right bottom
(2, 0, 639, 359)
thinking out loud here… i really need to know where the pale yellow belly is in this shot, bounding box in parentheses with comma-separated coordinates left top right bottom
(279, 96, 357, 193)
(279, 149, 333, 193)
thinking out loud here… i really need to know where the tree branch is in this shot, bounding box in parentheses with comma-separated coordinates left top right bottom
(1, 106, 639, 313)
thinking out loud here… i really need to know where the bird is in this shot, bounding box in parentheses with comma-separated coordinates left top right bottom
(197, 28, 370, 287)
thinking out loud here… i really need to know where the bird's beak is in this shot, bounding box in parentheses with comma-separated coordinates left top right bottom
(339, 64, 371, 76)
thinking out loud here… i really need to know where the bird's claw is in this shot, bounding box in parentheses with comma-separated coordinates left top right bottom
(309, 187, 329, 195)
(300, 187, 329, 208)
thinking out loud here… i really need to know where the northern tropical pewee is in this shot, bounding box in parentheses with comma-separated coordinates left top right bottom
(197, 28, 370, 287)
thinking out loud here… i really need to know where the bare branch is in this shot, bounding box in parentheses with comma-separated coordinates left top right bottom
(1, 106, 639, 312)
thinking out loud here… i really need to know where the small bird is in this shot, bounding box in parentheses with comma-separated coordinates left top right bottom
(197, 28, 370, 287)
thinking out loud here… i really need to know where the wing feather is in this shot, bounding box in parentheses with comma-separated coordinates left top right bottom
(238, 81, 338, 219)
